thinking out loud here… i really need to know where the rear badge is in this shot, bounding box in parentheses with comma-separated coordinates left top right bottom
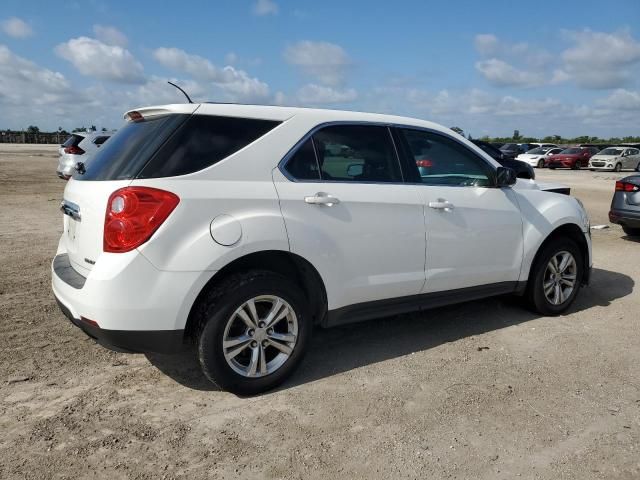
(84, 258, 96, 265)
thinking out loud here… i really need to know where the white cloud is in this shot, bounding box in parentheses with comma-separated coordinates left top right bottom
(284, 41, 351, 86)
(252, 0, 278, 16)
(596, 89, 640, 111)
(559, 29, 640, 89)
(55, 36, 144, 83)
(475, 58, 545, 87)
(296, 84, 357, 104)
(1, 17, 33, 38)
(225, 52, 238, 65)
(93, 25, 127, 47)
(152, 47, 270, 102)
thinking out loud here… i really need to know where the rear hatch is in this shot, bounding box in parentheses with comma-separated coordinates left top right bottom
(61, 107, 196, 276)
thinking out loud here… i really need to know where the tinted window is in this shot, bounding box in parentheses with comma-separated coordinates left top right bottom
(93, 136, 110, 145)
(75, 115, 187, 181)
(63, 134, 83, 147)
(312, 125, 401, 182)
(139, 115, 280, 179)
(284, 138, 320, 180)
(399, 129, 493, 187)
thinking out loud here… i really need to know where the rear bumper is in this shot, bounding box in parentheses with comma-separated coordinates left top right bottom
(609, 208, 640, 228)
(51, 244, 211, 353)
(54, 295, 186, 353)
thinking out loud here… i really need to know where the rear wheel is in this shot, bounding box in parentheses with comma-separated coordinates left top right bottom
(622, 226, 640, 236)
(571, 162, 579, 170)
(195, 271, 311, 395)
(526, 238, 584, 316)
(615, 163, 622, 172)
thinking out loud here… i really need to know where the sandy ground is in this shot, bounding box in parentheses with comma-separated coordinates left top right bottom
(0, 145, 639, 480)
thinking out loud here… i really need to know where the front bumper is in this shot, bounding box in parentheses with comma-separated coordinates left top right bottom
(51, 246, 209, 354)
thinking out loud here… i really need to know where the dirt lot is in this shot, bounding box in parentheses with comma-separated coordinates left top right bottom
(1, 145, 639, 479)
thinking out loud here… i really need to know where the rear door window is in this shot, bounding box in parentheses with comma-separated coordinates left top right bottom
(311, 125, 402, 183)
(283, 138, 320, 180)
(63, 134, 84, 147)
(93, 136, 110, 146)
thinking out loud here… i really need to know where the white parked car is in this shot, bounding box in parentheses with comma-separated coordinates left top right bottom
(517, 147, 563, 168)
(589, 146, 640, 172)
(57, 131, 114, 179)
(52, 104, 592, 394)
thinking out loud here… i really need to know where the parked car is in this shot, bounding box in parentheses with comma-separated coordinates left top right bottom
(57, 131, 113, 179)
(609, 175, 640, 236)
(52, 104, 592, 394)
(471, 140, 535, 179)
(589, 146, 640, 172)
(517, 147, 563, 168)
(499, 143, 521, 159)
(545, 147, 600, 170)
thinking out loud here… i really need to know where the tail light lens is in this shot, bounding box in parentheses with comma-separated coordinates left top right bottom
(615, 181, 640, 192)
(64, 145, 85, 155)
(104, 187, 179, 253)
(416, 159, 433, 167)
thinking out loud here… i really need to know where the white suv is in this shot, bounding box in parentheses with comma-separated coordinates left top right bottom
(57, 131, 114, 179)
(52, 104, 592, 394)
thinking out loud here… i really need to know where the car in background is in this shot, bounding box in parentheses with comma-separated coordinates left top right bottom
(589, 146, 640, 172)
(517, 147, 563, 168)
(499, 143, 521, 159)
(471, 140, 535, 179)
(609, 175, 640, 236)
(57, 131, 113, 179)
(545, 147, 600, 170)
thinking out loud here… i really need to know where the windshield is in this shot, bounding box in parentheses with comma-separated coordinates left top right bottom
(561, 148, 582, 154)
(500, 143, 518, 150)
(599, 148, 623, 156)
(526, 147, 546, 154)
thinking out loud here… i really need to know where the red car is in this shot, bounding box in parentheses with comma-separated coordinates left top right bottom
(545, 147, 599, 169)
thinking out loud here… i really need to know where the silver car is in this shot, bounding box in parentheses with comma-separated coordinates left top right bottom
(609, 175, 640, 236)
(57, 131, 113, 179)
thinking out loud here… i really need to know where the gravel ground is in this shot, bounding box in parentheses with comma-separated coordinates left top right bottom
(1, 145, 639, 480)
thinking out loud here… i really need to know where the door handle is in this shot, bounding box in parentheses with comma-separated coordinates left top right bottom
(304, 192, 340, 206)
(428, 200, 454, 211)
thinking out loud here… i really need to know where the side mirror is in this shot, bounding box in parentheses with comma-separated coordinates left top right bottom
(496, 166, 517, 187)
(346, 163, 363, 177)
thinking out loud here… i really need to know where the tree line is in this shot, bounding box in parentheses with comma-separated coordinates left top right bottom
(451, 127, 640, 145)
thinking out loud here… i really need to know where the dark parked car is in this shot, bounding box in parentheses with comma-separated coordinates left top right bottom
(472, 140, 535, 179)
(499, 143, 521, 160)
(546, 147, 599, 170)
(609, 175, 640, 236)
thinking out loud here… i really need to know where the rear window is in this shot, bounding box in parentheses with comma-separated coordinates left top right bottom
(62, 134, 83, 148)
(93, 136, 110, 145)
(138, 115, 280, 179)
(74, 114, 280, 181)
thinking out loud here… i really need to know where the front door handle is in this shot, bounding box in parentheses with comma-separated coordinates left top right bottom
(304, 192, 340, 206)
(428, 200, 454, 211)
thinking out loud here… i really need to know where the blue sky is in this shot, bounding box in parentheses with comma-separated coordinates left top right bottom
(1, 0, 639, 137)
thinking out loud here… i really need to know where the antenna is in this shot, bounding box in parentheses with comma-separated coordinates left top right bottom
(167, 81, 193, 104)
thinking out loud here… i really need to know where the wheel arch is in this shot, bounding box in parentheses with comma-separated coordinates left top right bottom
(184, 250, 328, 341)
(525, 223, 589, 286)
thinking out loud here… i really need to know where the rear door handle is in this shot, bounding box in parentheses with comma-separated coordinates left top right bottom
(428, 200, 454, 211)
(304, 192, 340, 206)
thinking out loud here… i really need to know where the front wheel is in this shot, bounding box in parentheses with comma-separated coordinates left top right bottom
(196, 271, 311, 395)
(615, 163, 622, 172)
(537, 159, 545, 168)
(526, 239, 584, 315)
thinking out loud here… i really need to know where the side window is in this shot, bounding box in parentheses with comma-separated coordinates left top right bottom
(284, 138, 320, 180)
(312, 125, 402, 183)
(93, 136, 109, 146)
(398, 128, 493, 187)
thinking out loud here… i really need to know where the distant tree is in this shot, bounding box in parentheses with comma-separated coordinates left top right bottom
(513, 129, 521, 140)
(26, 125, 40, 134)
(90, 125, 97, 132)
(72, 126, 85, 133)
(450, 126, 464, 136)
(101, 127, 108, 132)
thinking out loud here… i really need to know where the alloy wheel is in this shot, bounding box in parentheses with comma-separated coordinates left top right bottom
(222, 295, 298, 378)
(542, 251, 577, 306)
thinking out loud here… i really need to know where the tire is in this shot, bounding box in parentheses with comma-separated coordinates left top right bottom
(195, 271, 312, 395)
(622, 226, 640, 236)
(549, 166, 556, 170)
(537, 159, 544, 168)
(571, 162, 579, 170)
(614, 163, 622, 172)
(526, 238, 584, 316)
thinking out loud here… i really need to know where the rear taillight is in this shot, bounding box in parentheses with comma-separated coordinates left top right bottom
(103, 187, 180, 253)
(615, 181, 639, 192)
(416, 159, 433, 167)
(64, 145, 85, 155)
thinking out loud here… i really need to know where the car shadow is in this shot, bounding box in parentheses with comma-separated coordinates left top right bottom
(621, 234, 640, 244)
(146, 267, 633, 393)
